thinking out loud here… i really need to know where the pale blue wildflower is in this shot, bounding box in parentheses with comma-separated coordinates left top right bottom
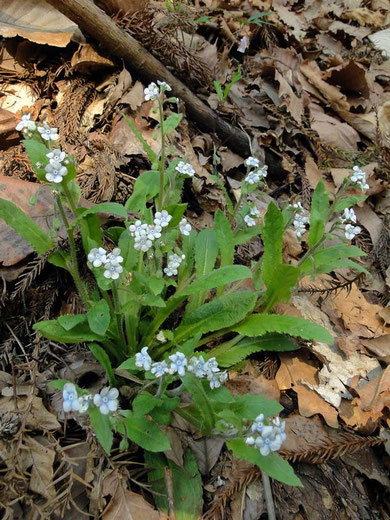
(93, 387, 119, 415)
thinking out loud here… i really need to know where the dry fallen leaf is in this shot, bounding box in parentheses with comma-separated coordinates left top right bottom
(102, 470, 167, 520)
(0, 0, 78, 47)
(25, 435, 56, 500)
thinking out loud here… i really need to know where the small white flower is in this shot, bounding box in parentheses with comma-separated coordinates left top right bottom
(205, 357, 220, 375)
(47, 149, 66, 163)
(245, 171, 261, 185)
(344, 223, 361, 240)
(245, 436, 256, 446)
(244, 214, 256, 227)
(154, 210, 172, 228)
(16, 113, 36, 132)
(38, 124, 59, 141)
(256, 165, 268, 178)
(151, 361, 169, 377)
(245, 156, 260, 168)
(156, 331, 167, 343)
(293, 214, 309, 238)
(45, 161, 67, 183)
(168, 352, 187, 376)
(134, 234, 153, 252)
(250, 206, 260, 217)
(146, 224, 162, 241)
(157, 80, 172, 92)
(78, 394, 92, 413)
(129, 220, 146, 235)
(135, 346, 152, 371)
(164, 253, 185, 277)
(207, 370, 228, 389)
(179, 217, 192, 236)
(103, 263, 123, 279)
(237, 35, 249, 53)
(63, 383, 81, 413)
(144, 82, 160, 101)
(340, 208, 357, 224)
(292, 202, 304, 212)
(88, 247, 107, 268)
(93, 387, 119, 415)
(349, 166, 369, 190)
(187, 355, 207, 378)
(175, 161, 195, 177)
(106, 248, 123, 265)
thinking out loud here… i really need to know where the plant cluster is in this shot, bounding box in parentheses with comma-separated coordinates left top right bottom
(0, 81, 370, 494)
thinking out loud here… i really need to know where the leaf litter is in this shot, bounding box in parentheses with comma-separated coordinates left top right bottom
(1, 0, 390, 518)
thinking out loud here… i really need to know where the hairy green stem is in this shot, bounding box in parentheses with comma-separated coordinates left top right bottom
(56, 195, 89, 308)
(112, 282, 127, 353)
(157, 98, 166, 211)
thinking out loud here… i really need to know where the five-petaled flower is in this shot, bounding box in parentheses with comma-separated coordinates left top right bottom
(179, 217, 192, 236)
(88, 247, 107, 267)
(38, 124, 59, 141)
(135, 347, 152, 371)
(45, 161, 67, 183)
(63, 383, 82, 412)
(93, 387, 119, 415)
(168, 352, 187, 376)
(154, 210, 172, 228)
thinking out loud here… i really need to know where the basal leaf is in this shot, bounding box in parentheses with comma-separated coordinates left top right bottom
(261, 202, 283, 286)
(182, 265, 251, 296)
(176, 291, 257, 342)
(122, 413, 170, 452)
(307, 178, 329, 247)
(214, 210, 234, 267)
(233, 314, 333, 344)
(34, 320, 104, 343)
(0, 198, 54, 254)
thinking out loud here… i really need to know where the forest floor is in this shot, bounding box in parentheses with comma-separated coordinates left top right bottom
(1, 0, 390, 518)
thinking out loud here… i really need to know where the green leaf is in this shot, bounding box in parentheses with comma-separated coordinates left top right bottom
(261, 264, 300, 312)
(162, 113, 183, 134)
(123, 114, 156, 162)
(48, 379, 69, 391)
(231, 394, 282, 420)
(315, 259, 370, 275)
(72, 203, 127, 228)
(145, 450, 203, 519)
(307, 178, 329, 247)
(132, 392, 160, 417)
(57, 314, 86, 331)
(312, 244, 365, 264)
(213, 334, 298, 367)
(187, 228, 219, 313)
(118, 229, 138, 272)
(47, 250, 71, 270)
(89, 407, 113, 454)
(181, 374, 215, 434)
(87, 299, 111, 336)
(182, 266, 251, 296)
(214, 80, 224, 101)
(34, 320, 104, 343)
(149, 395, 180, 425)
(333, 195, 366, 213)
(122, 413, 170, 452)
(89, 343, 116, 386)
(261, 202, 283, 286)
(227, 439, 302, 486)
(0, 198, 54, 254)
(23, 139, 49, 182)
(233, 314, 333, 344)
(80, 214, 103, 255)
(234, 225, 261, 245)
(176, 291, 257, 342)
(125, 170, 161, 212)
(214, 209, 234, 267)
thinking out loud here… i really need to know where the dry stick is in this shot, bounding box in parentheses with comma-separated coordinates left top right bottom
(45, 0, 277, 164)
(262, 471, 276, 520)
